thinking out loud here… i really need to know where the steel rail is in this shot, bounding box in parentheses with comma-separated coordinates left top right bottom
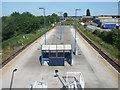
(76, 26, 120, 73)
(1, 26, 56, 68)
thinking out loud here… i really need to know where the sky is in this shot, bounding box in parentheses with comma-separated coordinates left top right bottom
(1, 2, 119, 16)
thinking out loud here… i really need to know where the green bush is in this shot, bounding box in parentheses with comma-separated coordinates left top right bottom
(92, 29, 120, 50)
(64, 20, 75, 25)
(77, 24, 120, 60)
(2, 12, 59, 41)
(99, 31, 108, 40)
(92, 29, 101, 37)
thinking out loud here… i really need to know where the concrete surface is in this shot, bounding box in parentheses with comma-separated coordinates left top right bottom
(87, 25, 111, 31)
(0, 26, 118, 89)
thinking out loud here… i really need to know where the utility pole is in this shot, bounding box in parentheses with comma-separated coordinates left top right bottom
(39, 8, 46, 44)
(74, 9, 81, 55)
(58, 12, 63, 40)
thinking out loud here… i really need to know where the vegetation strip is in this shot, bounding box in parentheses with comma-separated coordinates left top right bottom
(76, 26, 120, 72)
(1, 26, 55, 68)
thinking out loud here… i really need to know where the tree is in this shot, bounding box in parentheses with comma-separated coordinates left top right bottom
(22, 12, 34, 17)
(63, 12, 68, 17)
(50, 13, 59, 23)
(86, 9, 91, 16)
(100, 31, 108, 40)
(92, 29, 101, 36)
(2, 11, 59, 41)
(11, 11, 20, 17)
(92, 29, 120, 50)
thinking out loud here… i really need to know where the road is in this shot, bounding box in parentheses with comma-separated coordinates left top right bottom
(86, 25, 111, 31)
(0, 26, 118, 89)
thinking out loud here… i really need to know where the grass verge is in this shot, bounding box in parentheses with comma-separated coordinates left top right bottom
(77, 24, 120, 60)
(63, 20, 75, 25)
(2, 24, 55, 61)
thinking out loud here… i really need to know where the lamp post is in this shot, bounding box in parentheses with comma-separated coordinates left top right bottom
(39, 8, 46, 44)
(10, 69, 17, 90)
(58, 12, 63, 40)
(74, 9, 81, 55)
(54, 70, 65, 87)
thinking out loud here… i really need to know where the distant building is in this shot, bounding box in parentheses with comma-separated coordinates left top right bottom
(97, 15, 120, 18)
(64, 17, 76, 20)
(93, 18, 120, 28)
(82, 16, 93, 23)
(97, 16, 112, 18)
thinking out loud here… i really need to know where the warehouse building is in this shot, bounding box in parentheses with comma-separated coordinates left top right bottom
(93, 18, 120, 28)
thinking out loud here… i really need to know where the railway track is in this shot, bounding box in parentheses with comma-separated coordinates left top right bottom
(1, 25, 120, 73)
(76, 26, 120, 73)
(0, 26, 55, 68)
